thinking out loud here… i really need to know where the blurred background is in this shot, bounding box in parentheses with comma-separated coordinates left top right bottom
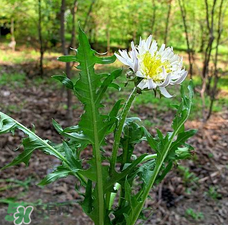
(0, 0, 228, 224)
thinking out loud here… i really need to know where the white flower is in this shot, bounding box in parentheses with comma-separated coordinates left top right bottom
(115, 35, 188, 98)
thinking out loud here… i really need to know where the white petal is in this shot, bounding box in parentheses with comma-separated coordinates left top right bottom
(120, 50, 129, 59)
(170, 72, 181, 80)
(133, 57, 138, 72)
(137, 79, 148, 89)
(159, 87, 172, 98)
(115, 52, 134, 69)
(145, 35, 152, 50)
(158, 74, 171, 87)
(129, 51, 133, 57)
(158, 44, 165, 54)
(172, 71, 188, 85)
(139, 37, 142, 46)
(131, 41, 135, 50)
(149, 40, 157, 56)
(136, 71, 146, 78)
(114, 53, 128, 65)
(148, 79, 157, 89)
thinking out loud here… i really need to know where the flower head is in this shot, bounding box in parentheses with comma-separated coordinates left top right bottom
(115, 35, 188, 98)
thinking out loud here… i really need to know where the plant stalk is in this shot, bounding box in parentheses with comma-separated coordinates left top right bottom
(129, 112, 191, 225)
(110, 87, 138, 175)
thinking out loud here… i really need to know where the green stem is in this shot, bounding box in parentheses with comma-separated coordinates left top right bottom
(140, 154, 157, 162)
(110, 87, 138, 175)
(94, 143, 104, 225)
(129, 115, 190, 225)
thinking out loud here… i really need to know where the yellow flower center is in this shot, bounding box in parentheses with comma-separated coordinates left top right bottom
(140, 51, 171, 82)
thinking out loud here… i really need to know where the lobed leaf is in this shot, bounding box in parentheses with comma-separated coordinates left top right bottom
(0, 112, 67, 170)
(57, 55, 77, 62)
(38, 166, 71, 186)
(52, 75, 74, 89)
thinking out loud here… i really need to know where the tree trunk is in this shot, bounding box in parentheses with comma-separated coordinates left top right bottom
(83, 0, 96, 31)
(68, 0, 78, 50)
(203, 0, 216, 95)
(151, 0, 156, 34)
(60, 0, 66, 55)
(107, 27, 110, 53)
(178, 0, 194, 79)
(207, 0, 224, 120)
(60, 0, 73, 125)
(10, 18, 16, 51)
(164, 0, 172, 45)
(38, 0, 44, 77)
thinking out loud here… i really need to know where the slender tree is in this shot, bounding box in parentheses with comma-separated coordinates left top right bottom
(199, 0, 216, 120)
(68, 0, 78, 50)
(164, 0, 172, 45)
(60, 0, 73, 124)
(178, 0, 194, 78)
(83, 0, 96, 30)
(207, 0, 226, 120)
(38, 0, 44, 77)
(151, 0, 157, 34)
(202, 0, 216, 81)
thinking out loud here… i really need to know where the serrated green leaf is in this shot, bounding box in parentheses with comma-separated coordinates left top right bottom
(57, 55, 77, 62)
(80, 158, 109, 182)
(175, 146, 192, 159)
(109, 100, 123, 118)
(143, 127, 158, 151)
(73, 27, 115, 145)
(63, 142, 82, 170)
(0, 112, 67, 170)
(52, 119, 89, 142)
(169, 129, 197, 156)
(52, 75, 74, 89)
(105, 154, 147, 192)
(109, 83, 121, 91)
(2, 137, 47, 170)
(155, 161, 173, 184)
(95, 54, 116, 64)
(96, 69, 122, 103)
(52, 119, 63, 133)
(80, 180, 93, 214)
(63, 125, 80, 132)
(38, 166, 71, 186)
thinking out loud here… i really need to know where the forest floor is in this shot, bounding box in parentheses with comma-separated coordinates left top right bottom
(0, 50, 228, 225)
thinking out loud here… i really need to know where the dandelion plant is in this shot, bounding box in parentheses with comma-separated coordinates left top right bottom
(0, 28, 196, 225)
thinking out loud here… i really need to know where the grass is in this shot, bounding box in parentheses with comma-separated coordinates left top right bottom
(185, 208, 204, 221)
(0, 72, 26, 87)
(0, 48, 60, 65)
(0, 177, 32, 192)
(0, 50, 35, 64)
(205, 186, 222, 200)
(178, 165, 199, 185)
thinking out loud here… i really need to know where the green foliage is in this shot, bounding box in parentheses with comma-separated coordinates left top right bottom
(52, 75, 74, 89)
(185, 208, 204, 221)
(120, 82, 195, 225)
(0, 73, 26, 87)
(0, 177, 32, 191)
(1, 0, 227, 54)
(178, 165, 199, 185)
(206, 186, 222, 200)
(0, 112, 68, 169)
